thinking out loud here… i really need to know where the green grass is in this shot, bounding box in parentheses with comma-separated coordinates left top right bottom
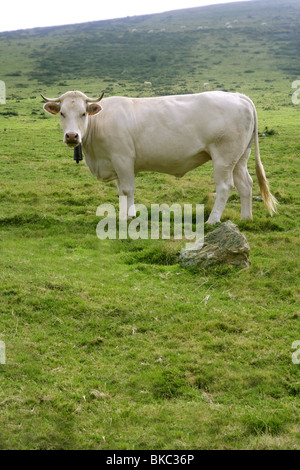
(0, 0, 299, 450)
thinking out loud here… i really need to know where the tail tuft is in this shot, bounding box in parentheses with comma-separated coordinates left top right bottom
(243, 93, 279, 217)
(256, 161, 278, 216)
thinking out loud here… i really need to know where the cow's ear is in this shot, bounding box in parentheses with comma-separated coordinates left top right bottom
(43, 102, 60, 115)
(87, 103, 102, 116)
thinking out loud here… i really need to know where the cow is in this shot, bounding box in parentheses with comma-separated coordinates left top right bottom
(41, 90, 277, 223)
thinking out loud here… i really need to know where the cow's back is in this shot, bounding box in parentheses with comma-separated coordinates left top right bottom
(130, 92, 253, 174)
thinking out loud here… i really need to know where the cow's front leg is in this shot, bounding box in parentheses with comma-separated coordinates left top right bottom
(116, 177, 135, 220)
(117, 180, 136, 219)
(113, 155, 136, 219)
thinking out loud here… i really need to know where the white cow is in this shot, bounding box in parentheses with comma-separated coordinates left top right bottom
(42, 90, 277, 223)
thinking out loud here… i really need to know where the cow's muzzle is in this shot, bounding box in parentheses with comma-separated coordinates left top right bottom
(65, 132, 80, 147)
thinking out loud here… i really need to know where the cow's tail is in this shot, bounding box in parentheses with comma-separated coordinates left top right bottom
(243, 95, 278, 216)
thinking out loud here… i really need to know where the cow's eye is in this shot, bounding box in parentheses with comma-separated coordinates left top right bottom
(82, 112, 86, 117)
(61, 112, 65, 118)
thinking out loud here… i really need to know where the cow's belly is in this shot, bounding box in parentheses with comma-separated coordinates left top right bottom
(135, 150, 211, 177)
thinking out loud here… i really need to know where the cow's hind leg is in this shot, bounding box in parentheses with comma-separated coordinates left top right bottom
(207, 158, 235, 225)
(233, 148, 253, 220)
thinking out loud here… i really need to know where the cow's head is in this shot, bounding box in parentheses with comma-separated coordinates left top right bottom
(41, 91, 104, 147)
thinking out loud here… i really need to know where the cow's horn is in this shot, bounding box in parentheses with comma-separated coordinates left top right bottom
(40, 94, 61, 102)
(86, 92, 104, 103)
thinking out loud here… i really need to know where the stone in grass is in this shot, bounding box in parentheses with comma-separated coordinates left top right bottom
(179, 220, 250, 269)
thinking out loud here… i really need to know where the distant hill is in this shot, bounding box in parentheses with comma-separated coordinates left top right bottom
(0, 0, 299, 103)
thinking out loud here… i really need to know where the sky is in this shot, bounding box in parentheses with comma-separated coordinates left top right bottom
(0, 0, 252, 33)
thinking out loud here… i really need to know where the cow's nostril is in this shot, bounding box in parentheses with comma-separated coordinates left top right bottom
(66, 133, 79, 142)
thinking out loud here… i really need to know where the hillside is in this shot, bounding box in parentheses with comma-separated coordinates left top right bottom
(0, 0, 299, 451)
(0, 0, 300, 103)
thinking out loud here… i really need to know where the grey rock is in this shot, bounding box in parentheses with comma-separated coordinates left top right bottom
(179, 220, 250, 269)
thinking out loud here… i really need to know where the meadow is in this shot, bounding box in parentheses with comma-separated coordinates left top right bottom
(0, 0, 299, 449)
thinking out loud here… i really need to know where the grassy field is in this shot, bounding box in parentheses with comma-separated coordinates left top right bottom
(0, 0, 299, 450)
